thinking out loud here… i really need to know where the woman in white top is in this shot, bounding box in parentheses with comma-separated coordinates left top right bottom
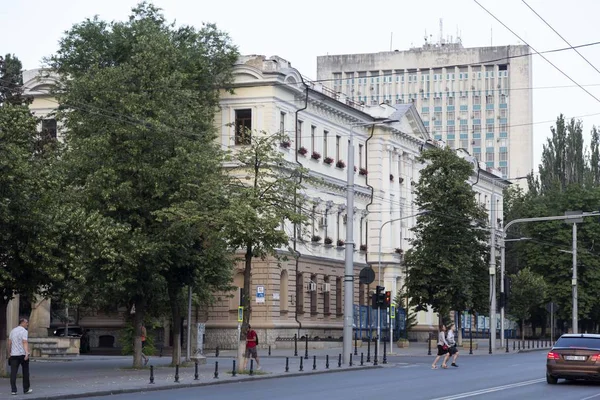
(447, 323, 459, 367)
(431, 325, 450, 369)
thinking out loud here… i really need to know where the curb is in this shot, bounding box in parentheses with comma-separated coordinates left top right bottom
(517, 348, 550, 354)
(26, 365, 382, 400)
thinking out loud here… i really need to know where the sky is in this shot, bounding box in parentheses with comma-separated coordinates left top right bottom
(2, 0, 600, 172)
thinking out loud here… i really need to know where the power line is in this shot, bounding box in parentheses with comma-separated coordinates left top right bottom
(521, 0, 600, 77)
(473, 0, 600, 105)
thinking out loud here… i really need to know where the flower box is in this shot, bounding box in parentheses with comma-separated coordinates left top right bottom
(337, 239, 345, 247)
(280, 141, 291, 149)
(311, 151, 321, 160)
(395, 248, 404, 255)
(359, 244, 367, 252)
(336, 160, 346, 169)
(324, 157, 334, 165)
(359, 168, 368, 176)
(311, 235, 322, 243)
(298, 146, 308, 156)
(390, 174, 394, 181)
(324, 237, 333, 245)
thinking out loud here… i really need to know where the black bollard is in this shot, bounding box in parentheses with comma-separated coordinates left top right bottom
(354, 332, 358, 356)
(313, 355, 317, 370)
(367, 338, 371, 362)
(214, 361, 219, 379)
(513, 341, 516, 351)
(374, 338, 379, 366)
(360, 352, 364, 366)
(338, 353, 342, 368)
(250, 359, 254, 376)
(469, 328, 473, 355)
(538, 340, 540, 349)
(294, 334, 298, 357)
(326, 354, 329, 369)
(269, 345, 271, 356)
(528, 340, 530, 349)
(175, 364, 180, 383)
(285, 357, 289, 372)
(216, 346, 220, 358)
(149, 365, 155, 384)
(428, 332, 432, 356)
(305, 335, 309, 360)
(194, 361, 199, 380)
(489, 333, 492, 355)
(518, 341, 521, 350)
(349, 353, 353, 367)
(232, 360, 237, 377)
(299, 357, 304, 372)
(383, 340, 387, 364)
(506, 338, 509, 353)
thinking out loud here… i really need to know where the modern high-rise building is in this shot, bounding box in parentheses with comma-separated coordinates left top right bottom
(317, 41, 533, 180)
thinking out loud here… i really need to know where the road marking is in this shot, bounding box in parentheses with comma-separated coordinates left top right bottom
(580, 394, 600, 400)
(428, 378, 545, 400)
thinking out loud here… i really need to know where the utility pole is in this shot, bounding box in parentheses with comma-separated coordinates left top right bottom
(489, 183, 497, 353)
(565, 211, 582, 334)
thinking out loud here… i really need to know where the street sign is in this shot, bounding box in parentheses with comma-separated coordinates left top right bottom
(359, 267, 376, 284)
(390, 305, 396, 319)
(256, 285, 265, 304)
(237, 306, 243, 322)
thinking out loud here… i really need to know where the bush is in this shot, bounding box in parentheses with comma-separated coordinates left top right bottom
(120, 323, 157, 356)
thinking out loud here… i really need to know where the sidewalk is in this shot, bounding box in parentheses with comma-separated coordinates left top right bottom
(0, 340, 548, 400)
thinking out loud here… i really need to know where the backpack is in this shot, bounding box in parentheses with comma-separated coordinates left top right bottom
(254, 331, 259, 345)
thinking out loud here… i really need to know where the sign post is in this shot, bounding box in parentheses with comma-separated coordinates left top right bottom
(389, 304, 395, 353)
(237, 306, 243, 341)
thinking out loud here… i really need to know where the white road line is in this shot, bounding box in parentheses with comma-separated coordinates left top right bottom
(580, 393, 600, 400)
(428, 378, 545, 400)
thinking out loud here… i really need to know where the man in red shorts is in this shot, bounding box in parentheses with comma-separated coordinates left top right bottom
(243, 324, 261, 370)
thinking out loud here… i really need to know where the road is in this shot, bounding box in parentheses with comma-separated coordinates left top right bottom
(78, 352, 600, 400)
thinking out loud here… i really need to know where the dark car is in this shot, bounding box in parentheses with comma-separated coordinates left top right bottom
(546, 333, 600, 384)
(52, 326, 84, 338)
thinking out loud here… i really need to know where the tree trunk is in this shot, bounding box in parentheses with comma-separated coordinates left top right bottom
(521, 320, 525, 341)
(238, 242, 253, 372)
(132, 298, 146, 368)
(0, 299, 8, 377)
(168, 284, 182, 366)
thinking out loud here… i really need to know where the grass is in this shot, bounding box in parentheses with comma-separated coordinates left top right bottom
(119, 361, 196, 371)
(226, 370, 269, 376)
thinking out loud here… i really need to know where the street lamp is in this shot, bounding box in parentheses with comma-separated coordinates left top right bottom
(343, 118, 398, 365)
(377, 211, 428, 355)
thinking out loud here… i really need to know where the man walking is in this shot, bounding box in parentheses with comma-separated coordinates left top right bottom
(243, 324, 260, 370)
(8, 318, 32, 395)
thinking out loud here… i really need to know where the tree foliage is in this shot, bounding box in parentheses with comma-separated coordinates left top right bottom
(48, 2, 239, 367)
(404, 146, 489, 318)
(508, 268, 547, 340)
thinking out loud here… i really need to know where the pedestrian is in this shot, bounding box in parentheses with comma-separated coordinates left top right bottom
(141, 325, 149, 366)
(243, 324, 261, 370)
(431, 324, 450, 369)
(8, 317, 32, 395)
(447, 323, 459, 367)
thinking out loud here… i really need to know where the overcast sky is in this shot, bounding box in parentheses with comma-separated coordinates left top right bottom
(3, 0, 600, 172)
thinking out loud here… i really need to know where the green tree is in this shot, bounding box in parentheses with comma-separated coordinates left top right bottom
(404, 147, 490, 321)
(393, 287, 417, 335)
(508, 268, 547, 340)
(224, 131, 307, 344)
(48, 2, 239, 367)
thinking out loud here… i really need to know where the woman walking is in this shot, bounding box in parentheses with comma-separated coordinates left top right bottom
(432, 324, 450, 369)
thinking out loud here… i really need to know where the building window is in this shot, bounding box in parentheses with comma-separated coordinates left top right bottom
(434, 97, 441, 106)
(500, 94, 507, 104)
(280, 270, 289, 315)
(280, 112, 286, 134)
(323, 130, 329, 158)
(447, 111, 455, 120)
(310, 274, 318, 315)
(447, 96, 454, 106)
(473, 124, 481, 134)
(473, 110, 481, 119)
(297, 120, 303, 146)
(336, 277, 343, 316)
(486, 95, 494, 104)
(473, 95, 481, 105)
(336, 135, 341, 160)
(486, 152, 494, 162)
(487, 123, 495, 133)
(358, 144, 363, 169)
(311, 125, 316, 152)
(500, 152, 508, 161)
(296, 273, 304, 314)
(500, 109, 507, 118)
(42, 119, 57, 139)
(323, 276, 330, 315)
(234, 109, 252, 145)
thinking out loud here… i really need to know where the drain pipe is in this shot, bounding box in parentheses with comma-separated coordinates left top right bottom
(293, 73, 309, 335)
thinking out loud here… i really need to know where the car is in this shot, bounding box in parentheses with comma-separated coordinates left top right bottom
(52, 326, 84, 338)
(546, 333, 600, 384)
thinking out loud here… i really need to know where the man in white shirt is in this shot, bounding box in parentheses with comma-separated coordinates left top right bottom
(8, 318, 32, 395)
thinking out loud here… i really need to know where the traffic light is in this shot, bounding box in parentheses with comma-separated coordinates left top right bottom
(374, 285, 385, 309)
(385, 291, 391, 307)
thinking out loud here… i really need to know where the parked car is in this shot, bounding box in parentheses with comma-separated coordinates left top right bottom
(547, 333, 600, 384)
(52, 326, 84, 338)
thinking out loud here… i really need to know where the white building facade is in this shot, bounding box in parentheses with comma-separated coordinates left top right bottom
(316, 42, 533, 182)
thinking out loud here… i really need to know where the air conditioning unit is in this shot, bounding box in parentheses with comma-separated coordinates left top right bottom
(322, 283, 331, 293)
(307, 282, 317, 292)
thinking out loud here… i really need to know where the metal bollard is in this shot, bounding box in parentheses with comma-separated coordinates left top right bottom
(305, 335, 309, 360)
(513, 341, 516, 351)
(349, 353, 353, 367)
(518, 341, 521, 350)
(383, 340, 387, 364)
(374, 337, 378, 366)
(294, 334, 298, 357)
(269, 345, 271, 356)
(285, 357, 289, 372)
(250, 359, 254, 376)
(232, 360, 237, 377)
(538, 340, 540, 349)
(299, 357, 304, 372)
(506, 338, 509, 353)
(528, 341, 530, 349)
(354, 332, 358, 356)
(214, 361, 219, 379)
(469, 329, 473, 355)
(175, 364, 180, 383)
(428, 332, 432, 356)
(326, 354, 329, 369)
(489, 333, 492, 355)
(361, 352, 364, 366)
(313, 355, 317, 370)
(149, 365, 155, 384)
(194, 361, 199, 380)
(215, 346, 219, 357)
(338, 353, 342, 368)
(367, 338, 371, 362)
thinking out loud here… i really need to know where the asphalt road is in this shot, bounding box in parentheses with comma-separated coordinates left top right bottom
(78, 352, 600, 400)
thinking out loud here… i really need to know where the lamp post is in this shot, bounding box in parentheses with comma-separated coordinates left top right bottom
(377, 211, 428, 357)
(343, 118, 398, 365)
